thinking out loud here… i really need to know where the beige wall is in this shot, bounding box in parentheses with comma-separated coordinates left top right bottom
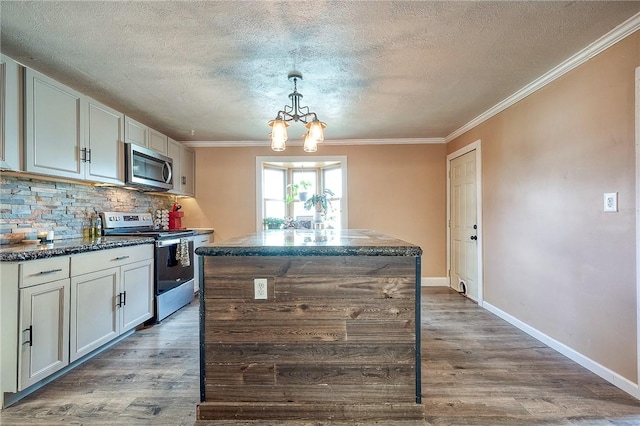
(182, 144, 447, 277)
(449, 33, 639, 381)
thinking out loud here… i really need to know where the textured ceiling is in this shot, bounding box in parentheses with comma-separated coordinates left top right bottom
(1, 1, 639, 144)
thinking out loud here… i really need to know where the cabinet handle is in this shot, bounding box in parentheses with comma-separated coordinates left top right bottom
(112, 256, 130, 261)
(181, 176, 186, 185)
(37, 268, 63, 275)
(86, 148, 92, 163)
(23, 326, 33, 347)
(80, 147, 86, 162)
(116, 291, 127, 307)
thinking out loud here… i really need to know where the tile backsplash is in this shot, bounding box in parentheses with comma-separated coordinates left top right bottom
(0, 174, 173, 244)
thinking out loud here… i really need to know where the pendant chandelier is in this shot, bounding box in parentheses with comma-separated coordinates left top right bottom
(268, 72, 326, 152)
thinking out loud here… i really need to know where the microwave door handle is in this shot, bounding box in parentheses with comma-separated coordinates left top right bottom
(163, 161, 172, 184)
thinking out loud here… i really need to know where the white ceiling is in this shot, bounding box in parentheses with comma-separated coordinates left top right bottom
(1, 1, 639, 145)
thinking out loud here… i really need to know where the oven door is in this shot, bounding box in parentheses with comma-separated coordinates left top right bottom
(155, 238, 195, 294)
(154, 238, 195, 321)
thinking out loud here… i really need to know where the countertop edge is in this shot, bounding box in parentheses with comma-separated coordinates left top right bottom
(195, 246, 422, 257)
(0, 237, 156, 262)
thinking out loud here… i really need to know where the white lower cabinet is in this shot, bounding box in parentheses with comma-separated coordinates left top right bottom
(18, 278, 70, 391)
(192, 233, 212, 293)
(70, 246, 153, 362)
(0, 244, 153, 406)
(120, 259, 154, 332)
(70, 267, 119, 362)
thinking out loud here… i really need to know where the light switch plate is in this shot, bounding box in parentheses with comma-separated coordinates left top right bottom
(604, 192, 618, 212)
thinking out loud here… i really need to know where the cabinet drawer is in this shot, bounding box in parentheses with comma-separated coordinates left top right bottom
(195, 235, 211, 245)
(20, 257, 70, 288)
(71, 244, 153, 276)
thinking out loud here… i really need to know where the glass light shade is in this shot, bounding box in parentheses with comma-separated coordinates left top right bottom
(305, 119, 325, 143)
(268, 119, 289, 152)
(270, 133, 286, 151)
(302, 134, 317, 153)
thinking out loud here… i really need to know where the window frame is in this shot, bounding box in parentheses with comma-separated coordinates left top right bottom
(255, 156, 348, 232)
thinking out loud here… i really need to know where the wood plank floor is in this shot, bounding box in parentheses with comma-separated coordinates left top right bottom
(1, 287, 639, 425)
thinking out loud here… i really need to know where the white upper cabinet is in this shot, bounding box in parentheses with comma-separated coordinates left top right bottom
(168, 138, 195, 196)
(20, 65, 174, 187)
(24, 68, 124, 184)
(24, 68, 85, 179)
(124, 116, 148, 148)
(167, 137, 182, 194)
(0, 54, 22, 171)
(181, 145, 195, 196)
(148, 128, 168, 155)
(85, 98, 124, 184)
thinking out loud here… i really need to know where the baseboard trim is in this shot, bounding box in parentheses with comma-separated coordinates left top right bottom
(483, 301, 639, 399)
(421, 277, 448, 287)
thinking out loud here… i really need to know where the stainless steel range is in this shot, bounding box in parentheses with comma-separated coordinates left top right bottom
(101, 212, 195, 322)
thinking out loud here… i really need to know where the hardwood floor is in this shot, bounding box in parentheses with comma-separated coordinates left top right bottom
(1, 288, 639, 425)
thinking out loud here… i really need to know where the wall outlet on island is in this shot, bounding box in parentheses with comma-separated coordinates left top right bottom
(254, 278, 268, 299)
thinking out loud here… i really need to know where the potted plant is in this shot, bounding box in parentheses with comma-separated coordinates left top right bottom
(304, 189, 335, 222)
(286, 180, 312, 203)
(262, 217, 285, 230)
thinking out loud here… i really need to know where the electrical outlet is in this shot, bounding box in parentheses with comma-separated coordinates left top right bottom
(604, 192, 618, 212)
(254, 278, 267, 299)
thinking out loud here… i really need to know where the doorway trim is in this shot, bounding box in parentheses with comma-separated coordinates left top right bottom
(446, 140, 483, 306)
(635, 66, 640, 399)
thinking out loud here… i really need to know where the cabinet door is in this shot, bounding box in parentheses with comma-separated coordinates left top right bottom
(85, 98, 124, 184)
(181, 146, 195, 196)
(120, 259, 154, 333)
(124, 116, 147, 147)
(167, 138, 182, 194)
(25, 68, 85, 179)
(70, 267, 119, 363)
(192, 234, 212, 292)
(0, 54, 21, 171)
(18, 278, 70, 390)
(148, 128, 168, 155)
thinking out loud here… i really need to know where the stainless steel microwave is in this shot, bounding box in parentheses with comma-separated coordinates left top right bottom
(124, 143, 173, 191)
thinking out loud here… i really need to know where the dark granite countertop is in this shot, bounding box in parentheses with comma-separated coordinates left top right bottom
(189, 228, 215, 236)
(0, 236, 155, 262)
(195, 229, 422, 257)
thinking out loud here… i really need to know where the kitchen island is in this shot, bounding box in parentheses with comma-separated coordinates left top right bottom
(195, 229, 423, 421)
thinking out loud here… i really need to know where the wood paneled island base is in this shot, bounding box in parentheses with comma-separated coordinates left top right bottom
(196, 229, 423, 421)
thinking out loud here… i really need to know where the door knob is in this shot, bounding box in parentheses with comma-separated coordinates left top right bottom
(470, 235, 477, 240)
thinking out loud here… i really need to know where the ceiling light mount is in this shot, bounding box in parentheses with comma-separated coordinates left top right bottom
(268, 71, 326, 152)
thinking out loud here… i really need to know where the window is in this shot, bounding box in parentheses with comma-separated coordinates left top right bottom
(263, 166, 286, 219)
(290, 169, 317, 219)
(322, 166, 342, 229)
(256, 156, 348, 231)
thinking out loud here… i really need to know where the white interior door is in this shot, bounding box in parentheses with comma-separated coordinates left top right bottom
(450, 150, 479, 301)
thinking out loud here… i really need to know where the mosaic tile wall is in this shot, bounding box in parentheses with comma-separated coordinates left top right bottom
(0, 174, 173, 244)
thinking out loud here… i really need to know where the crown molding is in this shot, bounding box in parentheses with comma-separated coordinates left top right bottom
(182, 137, 445, 148)
(445, 12, 640, 143)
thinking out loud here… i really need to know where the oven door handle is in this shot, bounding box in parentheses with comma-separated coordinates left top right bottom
(156, 238, 182, 247)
